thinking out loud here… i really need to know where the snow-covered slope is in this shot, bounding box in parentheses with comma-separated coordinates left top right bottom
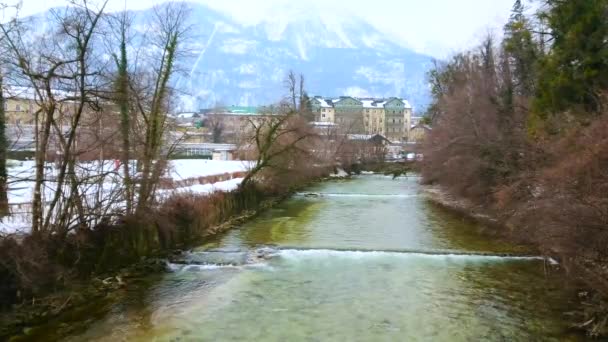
(28, 3, 434, 112)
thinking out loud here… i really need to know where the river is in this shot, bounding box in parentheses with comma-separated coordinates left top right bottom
(26, 175, 583, 341)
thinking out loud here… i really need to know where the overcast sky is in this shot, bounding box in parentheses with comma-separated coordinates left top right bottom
(11, 0, 521, 57)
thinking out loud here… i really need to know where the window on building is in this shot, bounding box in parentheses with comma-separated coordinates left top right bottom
(322, 108, 326, 112)
(15, 104, 21, 111)
(322, 114, 326, 118)
(392, 119, 395, 123)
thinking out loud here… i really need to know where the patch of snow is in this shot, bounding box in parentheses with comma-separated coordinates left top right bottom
(238, 81, 260, 89)
(0, 214, 31, 235)
(169, 160, 252, 182)
(0, 160, 254, 234)
(329, 168, 349, 178)
(219, 39, 258, 55)
(236, 63, 257, 75)
(216, 22, 240, 34)
(313, 98, 332, 108)
(263, 17, 289, 41)
(319, 13, 355, 48)
(360, 100, 387, 109)
(173, 178, 244, 195)
(296, 35, 308, 61)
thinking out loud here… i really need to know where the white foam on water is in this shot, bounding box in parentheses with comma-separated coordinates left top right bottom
(354, 174, 417, 180)
(166, 261, 182, 272)
(167, 263, 240, 272)
(168, 262, 273, 273)
(166, 249, 559, 273)
(277, 248, 550, 263)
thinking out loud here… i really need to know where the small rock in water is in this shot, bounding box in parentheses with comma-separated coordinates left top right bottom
(247, 247, 278, 263)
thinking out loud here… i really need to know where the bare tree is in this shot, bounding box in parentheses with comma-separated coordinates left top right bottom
(0, 1, 190, 233)
(0, 1, 111, 233)
(285, 70, 297, 110)
(240, 107, 316, 190)
(134, 3, 189, 214)
(205, 114, 225, 143)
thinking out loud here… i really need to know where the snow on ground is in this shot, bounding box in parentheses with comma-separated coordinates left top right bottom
(169, 160, 252, 181)
(159, 178, 244, 198)
(1, 160, 253, 235)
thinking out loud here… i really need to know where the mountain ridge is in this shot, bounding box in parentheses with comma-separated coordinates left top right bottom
(26, 2, 434, 112)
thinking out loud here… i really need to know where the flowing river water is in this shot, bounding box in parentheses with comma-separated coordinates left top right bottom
(27, 175, 584, 341)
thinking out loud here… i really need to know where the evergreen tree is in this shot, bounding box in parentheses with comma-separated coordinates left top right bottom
(503, 0, 538, 97)
(533, 0, 608, 117)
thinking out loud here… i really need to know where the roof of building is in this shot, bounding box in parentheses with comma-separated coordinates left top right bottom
(347, 133, 388, 141)
(360, 99, 387, 109)
(226, 106, 258, 115)
(312, 96, 411, 110)
(202, 106, 260, 116)
(313, 97, 333, 108)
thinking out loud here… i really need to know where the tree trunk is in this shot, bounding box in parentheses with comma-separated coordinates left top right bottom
(0, 73, 9, 217)
(116, 17, 133, 214)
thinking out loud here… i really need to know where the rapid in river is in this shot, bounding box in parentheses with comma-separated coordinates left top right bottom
(29, 175, 583, 341)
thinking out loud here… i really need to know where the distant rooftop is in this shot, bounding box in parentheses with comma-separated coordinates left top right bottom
(225, 106, 258, 115)
(312, 96, 411, 109)
(202, 105, 259, 116)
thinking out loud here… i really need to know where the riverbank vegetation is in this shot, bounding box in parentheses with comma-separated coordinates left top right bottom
(0, 1, 337, 337)
(421, 0, 608, 335)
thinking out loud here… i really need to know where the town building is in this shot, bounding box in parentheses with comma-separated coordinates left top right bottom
(408, 123, 432, 143)
(310, 96, 412, 142)
(3, 90, 39, 125)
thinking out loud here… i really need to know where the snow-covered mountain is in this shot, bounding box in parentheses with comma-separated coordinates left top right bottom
(31, 3, 435, 112)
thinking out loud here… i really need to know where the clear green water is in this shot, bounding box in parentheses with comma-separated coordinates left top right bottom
(26, 176, 584, 341)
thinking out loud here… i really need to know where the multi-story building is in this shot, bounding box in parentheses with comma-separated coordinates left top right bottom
(311, 96, 412, 142)
(4, 95, 39, 125)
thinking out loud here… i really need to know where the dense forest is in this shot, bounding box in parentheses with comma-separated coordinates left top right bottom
(422, 0, 608, 292)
